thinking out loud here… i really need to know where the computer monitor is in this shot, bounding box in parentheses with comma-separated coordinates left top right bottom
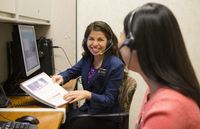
(18, 25, 40, 76)
(3, 25, 41, 95)
(11, 25, 40, 77)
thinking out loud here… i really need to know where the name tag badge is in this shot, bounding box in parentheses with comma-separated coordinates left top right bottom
(98, 68, 107, 76)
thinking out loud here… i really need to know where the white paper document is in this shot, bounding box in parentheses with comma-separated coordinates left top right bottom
(20, 72, 69, 108)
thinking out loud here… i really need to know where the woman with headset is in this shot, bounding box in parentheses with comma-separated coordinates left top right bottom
(52, 21, 124, 129)
(119, 2, 200, 129)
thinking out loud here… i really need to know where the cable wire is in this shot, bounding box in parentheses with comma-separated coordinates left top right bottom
(52, 46, 72, 67)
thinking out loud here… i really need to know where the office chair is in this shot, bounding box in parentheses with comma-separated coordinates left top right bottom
(73, 74, 137, 129)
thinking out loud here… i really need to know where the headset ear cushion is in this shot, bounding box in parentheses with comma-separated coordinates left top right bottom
(110, 42, 113, 46)
(107, 40, 113, 47)
(122, 38, 136, 49)
(127, 38, 136, 49)
(124, 39, 131, 45)
(107, 40, 111, 45)
(125, 32, 136, 49)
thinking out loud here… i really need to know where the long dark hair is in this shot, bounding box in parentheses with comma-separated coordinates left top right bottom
(124, 3, 200, 107)
(82, 21, 122, 59)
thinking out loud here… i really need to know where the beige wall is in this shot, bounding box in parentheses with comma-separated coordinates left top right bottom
(48, 0, 76, 73)
(35, 0, 76, 73)
(77, 0, 200, 128)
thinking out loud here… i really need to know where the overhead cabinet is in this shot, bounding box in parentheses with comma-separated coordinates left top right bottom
(0, 0, 51, 25)
(0, 0, 16, 21)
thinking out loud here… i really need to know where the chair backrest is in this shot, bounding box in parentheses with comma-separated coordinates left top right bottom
(71, 75, 137, 129)
(118, 75, 137, 112)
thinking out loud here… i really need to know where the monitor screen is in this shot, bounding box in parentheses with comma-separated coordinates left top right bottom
(18, 25, 40, 77)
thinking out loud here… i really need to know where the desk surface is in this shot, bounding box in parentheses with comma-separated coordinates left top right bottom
(0, 111, 63, 129)
(0, 79, 76, 129)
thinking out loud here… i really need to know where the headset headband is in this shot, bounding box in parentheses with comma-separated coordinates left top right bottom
(127, 9, 137, 40)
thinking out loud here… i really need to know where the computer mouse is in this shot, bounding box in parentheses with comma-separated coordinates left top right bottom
(15, 115, 40, 125)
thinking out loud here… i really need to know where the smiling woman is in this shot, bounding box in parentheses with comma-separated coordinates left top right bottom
(86, 31, 107, 57)
(52, 21, 125, 129)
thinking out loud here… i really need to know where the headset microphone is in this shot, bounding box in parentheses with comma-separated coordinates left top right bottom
(99, 42, 113, 55)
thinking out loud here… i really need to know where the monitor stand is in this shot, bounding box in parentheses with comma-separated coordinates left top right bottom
(4, 70, 41, 96)
(6, 87, 28, 96)
(3, 75, 28, 96)
(4, 83, 28, 96)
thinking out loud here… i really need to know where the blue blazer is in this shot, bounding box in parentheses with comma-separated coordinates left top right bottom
(59, 55, 124, 114)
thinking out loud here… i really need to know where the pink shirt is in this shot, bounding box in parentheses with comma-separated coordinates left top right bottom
(135, 86, 200, 129)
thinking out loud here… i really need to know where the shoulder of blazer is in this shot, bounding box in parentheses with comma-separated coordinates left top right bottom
(102, 55, 124, 68)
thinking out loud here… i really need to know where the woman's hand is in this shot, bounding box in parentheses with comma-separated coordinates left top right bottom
(63, 90, 91, 103)
(51, 75, 64, 85)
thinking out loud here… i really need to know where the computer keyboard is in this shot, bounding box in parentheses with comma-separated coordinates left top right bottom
(0, 121, 37, 129)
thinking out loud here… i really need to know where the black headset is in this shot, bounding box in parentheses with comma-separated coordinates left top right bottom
(106, 27, 113, 48)
(124, 9, 138, 49)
